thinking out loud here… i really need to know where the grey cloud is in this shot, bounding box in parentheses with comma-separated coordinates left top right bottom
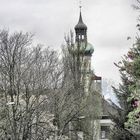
(0, 0, 138, 84)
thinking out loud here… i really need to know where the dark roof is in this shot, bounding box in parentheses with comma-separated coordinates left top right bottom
(92, 75, 102, 80)
(75, 11, 87, 30)
(102, 98, 119, 117)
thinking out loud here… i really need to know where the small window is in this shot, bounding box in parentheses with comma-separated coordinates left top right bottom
(79, 35, 81, 39)
(100, 126, 110, 139)
(101, 131, 106, 139)
(82, 35, 84, 39)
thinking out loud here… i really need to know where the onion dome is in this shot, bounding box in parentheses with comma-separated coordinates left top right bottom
(75, 11, 87, 30)
(84, 42, 94, 55)
(72, 42, 94, 55)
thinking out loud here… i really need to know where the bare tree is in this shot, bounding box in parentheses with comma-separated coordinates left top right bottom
(0, 30, 33, 140)
(0, 30, 62, 140)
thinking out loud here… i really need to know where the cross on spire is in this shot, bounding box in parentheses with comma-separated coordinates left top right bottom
(79, 1, 82, 12)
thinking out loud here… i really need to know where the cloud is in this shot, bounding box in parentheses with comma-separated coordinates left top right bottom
(0, 0, 138, 85)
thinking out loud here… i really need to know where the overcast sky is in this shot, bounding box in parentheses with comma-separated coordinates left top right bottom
(0, 0, 138, 85)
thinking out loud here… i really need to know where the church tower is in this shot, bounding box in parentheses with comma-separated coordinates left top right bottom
(63, 6, 116, 140)
(74, 9, 94, 95)
(71, 8, 102, 140)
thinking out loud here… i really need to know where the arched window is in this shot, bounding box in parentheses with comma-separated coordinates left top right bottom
(79, 35, 81, 39)
(82, 35, 84, 40)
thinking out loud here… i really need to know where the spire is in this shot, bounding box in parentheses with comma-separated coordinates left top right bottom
(78, 1, 84, 24)
(75, 4, 87, 30)
(78, 11, 84, 24)
(75, 2, 87, 43)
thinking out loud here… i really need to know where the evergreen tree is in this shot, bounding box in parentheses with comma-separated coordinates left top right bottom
(112, 37, 140, 139)
(124, 38, 140, 133)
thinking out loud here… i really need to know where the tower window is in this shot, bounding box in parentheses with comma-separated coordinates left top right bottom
(82, 35, 84, 40)
(79, 35, 81, 39)
(101, 131, 106, 139)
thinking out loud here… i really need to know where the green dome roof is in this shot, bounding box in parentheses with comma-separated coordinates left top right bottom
(85, 42, 94, 54)
(72, 42, 94, 55)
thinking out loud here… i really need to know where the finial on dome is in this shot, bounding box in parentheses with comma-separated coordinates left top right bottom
(79, 1, 82, 12)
